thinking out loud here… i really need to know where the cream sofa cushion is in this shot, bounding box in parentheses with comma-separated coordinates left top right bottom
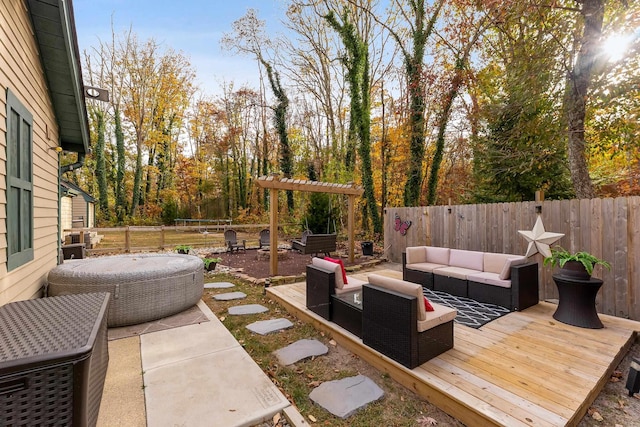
(426, 247, 450, 264)
(467, 272, 512, 288)
(405, 246, 428, 264)
(406, 262, 448, 273)
(432, 266, 479, 280)
(448, 249, 484, 271)
(499, 256, 527, 280)
(483, 253, 515, 274)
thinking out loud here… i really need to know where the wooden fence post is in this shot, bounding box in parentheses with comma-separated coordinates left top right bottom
(125, 226, 131, 253)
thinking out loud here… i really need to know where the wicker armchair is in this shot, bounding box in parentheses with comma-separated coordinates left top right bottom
(362, 276, 456, 369)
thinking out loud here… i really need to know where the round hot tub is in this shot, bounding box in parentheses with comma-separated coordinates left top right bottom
(47, 253, 204, 327)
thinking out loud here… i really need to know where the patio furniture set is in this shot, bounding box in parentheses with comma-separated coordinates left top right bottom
(306, 256, 458, 368)
(305, 246, 541, 368)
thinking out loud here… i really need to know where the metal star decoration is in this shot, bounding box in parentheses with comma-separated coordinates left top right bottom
(518, 215, 564, 258)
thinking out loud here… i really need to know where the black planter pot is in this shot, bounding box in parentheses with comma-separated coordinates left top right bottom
(559, 260, 591, 280)
(361, 241, 374, 256)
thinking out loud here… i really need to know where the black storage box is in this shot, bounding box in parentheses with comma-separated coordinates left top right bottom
(0, 293, 110, 426)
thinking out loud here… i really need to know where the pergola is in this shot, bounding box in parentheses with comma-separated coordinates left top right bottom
(255, 174, 364, 276)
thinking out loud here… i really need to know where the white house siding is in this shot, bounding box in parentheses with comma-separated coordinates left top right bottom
(61, 196, 73, 237)
(0, 2, 63, 305)
(71, 194, 86, 227)
(88, 203, 95, 228)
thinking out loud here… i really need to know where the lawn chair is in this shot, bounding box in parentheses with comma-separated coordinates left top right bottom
(259, 229, 270, 249)
(225, 229, 246, 252)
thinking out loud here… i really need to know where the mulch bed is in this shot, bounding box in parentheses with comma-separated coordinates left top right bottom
(207, 249, 366, 279)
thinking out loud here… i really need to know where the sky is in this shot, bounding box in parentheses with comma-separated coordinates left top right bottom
(73, 0, 288, 95)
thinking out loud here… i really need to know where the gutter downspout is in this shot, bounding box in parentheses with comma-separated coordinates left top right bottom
(61, 152, 86, 174)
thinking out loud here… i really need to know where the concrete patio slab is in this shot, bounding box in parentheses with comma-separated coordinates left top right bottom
(274, 339, 328, 365)
(246, 318, 294, 335)
(141, 320, 239, 370)
(228, 304, 269, 315)
(143, 347, 289, 427)
(309, 375, 384, 418)
(97, 337, 146, 427)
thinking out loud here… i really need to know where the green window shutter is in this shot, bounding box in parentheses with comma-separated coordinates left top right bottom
(6, 89, 34, 271)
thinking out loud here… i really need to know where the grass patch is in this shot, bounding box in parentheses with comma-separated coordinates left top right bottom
(203, 273, 463, 426)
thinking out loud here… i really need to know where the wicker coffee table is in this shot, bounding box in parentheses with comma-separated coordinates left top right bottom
(47, 254, 204, 327)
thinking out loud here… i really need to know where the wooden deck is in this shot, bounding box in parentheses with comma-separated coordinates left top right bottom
(266, 269, 639, 427)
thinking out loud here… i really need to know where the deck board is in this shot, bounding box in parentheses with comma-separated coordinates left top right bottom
(266, 270, 639, 427)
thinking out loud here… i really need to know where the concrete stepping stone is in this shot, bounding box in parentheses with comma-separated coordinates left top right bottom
(309, 375, 384, 419)
(246, 318, 293, 335)
(228, 304, 268, 315)
(213, 291, 246, 301)
(274, 339, 328, 365)
(204, 282, 235, 289)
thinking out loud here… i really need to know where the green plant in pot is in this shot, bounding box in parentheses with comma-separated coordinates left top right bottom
(543, 246, 611, 279)
(175, 245, 192, 254)
(203, 257, 222, 271)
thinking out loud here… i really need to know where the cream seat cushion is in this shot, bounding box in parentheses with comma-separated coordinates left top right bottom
(466, 272, 512, 288)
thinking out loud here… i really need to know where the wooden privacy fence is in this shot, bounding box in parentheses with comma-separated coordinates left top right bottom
(384, 197, 640, 321)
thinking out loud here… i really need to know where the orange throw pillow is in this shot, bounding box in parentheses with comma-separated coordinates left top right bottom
(324, 256, 348, 284)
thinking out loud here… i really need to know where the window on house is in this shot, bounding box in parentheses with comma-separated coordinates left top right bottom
(6, 89, 34, 270)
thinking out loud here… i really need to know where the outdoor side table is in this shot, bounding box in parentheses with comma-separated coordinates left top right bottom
(552, 274, 604, 329)
(0, 293, 110, 426)
(331, 290, 363, 337)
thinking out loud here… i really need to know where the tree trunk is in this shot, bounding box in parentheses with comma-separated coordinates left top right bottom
(565, 0, 603, 199)
(114, 107, 127, 222)
(93, 110, 109, 217)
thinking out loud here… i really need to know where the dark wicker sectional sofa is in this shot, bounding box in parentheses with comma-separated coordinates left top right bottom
(403, 247, 539, 311)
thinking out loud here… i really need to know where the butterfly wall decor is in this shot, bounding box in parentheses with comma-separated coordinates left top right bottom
(394, 213, 412, 236)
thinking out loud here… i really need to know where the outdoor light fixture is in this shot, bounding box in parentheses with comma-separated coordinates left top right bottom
(535, 205, 542, 214)
(263, 278, 271, 295)
(626, 357, 640, 397)
(447, 207, 452, 214)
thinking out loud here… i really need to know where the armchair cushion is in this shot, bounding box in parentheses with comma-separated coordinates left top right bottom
(334, 277, 367, 295)
(368, 274, 426, 321)
(324, 256, 348, 284)
(499, 256, 527, 280)
(312, 257, 345, 289)
(418, 303, 457, 332)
